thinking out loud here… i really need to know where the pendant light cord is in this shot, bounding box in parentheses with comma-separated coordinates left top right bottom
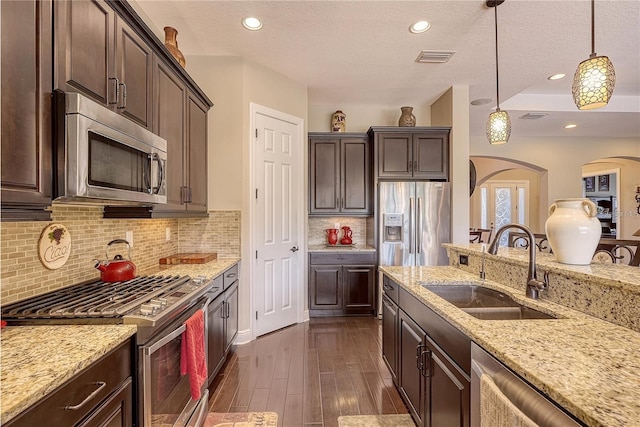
(494, 3, 501, 109)
(591, 0, 595, 55)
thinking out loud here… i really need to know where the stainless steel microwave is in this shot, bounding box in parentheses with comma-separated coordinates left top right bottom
(54, 91, 167, 205)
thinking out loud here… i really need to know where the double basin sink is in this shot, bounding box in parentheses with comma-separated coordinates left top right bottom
(422, 284, 558, 320)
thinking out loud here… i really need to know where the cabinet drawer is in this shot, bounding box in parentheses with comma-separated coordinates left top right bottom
(223, 264, 239, 289)
(310, 252, 376, 265)
(6, 340, 132, 427)
(382, 275, 399, 304)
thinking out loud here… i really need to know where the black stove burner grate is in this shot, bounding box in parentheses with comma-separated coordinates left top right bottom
(1, 275, 189, 319)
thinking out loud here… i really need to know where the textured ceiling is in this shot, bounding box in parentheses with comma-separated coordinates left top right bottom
(134, 0, 640, 138)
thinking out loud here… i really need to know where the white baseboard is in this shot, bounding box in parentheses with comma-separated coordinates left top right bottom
(234, 328, 252, 345)
(302, 309, 310, 322)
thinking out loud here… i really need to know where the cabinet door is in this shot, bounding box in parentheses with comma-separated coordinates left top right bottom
(382, 294, 398, 384)
(54, 0, 115, 106)
(424, 336, 470, 427)
(207, 296, 226, 382)
(115, 17, 153, 129)
(343, 265, 374, 310)
(378, 133, 413, 178)
(341, 138, 371, 214)
(398, 310, 425, 427)
(153, 57, 186, 211)
(413, 134, 449, 180)
(186, 92, 208, 212)
(76, 378, 133, 427)
(1, 0, 53, 220)
(309, 265, 342, 309)
(309, 138, 340, 214)
(225, 281, 239, 353)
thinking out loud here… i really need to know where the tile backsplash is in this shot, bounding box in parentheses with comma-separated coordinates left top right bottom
(0, 206, 240, 304)
(308, 217, 368, 246)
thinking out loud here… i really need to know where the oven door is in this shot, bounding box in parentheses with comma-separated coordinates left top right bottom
(139, 298, 209, 427)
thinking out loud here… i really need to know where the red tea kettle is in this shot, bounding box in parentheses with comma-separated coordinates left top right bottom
(94, 239, 137, 282)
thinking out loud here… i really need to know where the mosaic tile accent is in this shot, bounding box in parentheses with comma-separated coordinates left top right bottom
(308, 217, 368, 246)
(0, 206, 241, 305)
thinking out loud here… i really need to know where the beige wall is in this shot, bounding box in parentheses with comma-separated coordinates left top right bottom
(186, 55, 308, 334)
(431, 86, 470, 244)
(469, 135, 639, 205)
(308, 104, 431, 132)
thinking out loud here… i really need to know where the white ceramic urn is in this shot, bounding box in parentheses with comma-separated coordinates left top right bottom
(545, 198, 601, 265)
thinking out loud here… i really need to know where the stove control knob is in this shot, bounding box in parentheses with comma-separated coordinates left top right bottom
(150, 298, 167, 307)
(193, 276, 207, 286)
(140, 303, 156, 315)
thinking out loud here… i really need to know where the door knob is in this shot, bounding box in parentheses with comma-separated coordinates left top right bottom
(290, 246, 299, 252)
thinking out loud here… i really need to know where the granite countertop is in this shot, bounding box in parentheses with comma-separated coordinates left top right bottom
(0, 258, 241, 424)
(0, 325, 137, 424)
(379, 265, 640, 427)
(446, 243, 640, 291)
(308, 244, 376, 253)
(143, 257, 241, 278)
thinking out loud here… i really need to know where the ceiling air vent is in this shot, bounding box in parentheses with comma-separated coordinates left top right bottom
(519, 112, 550, 120)
(415, 50, 456, 63)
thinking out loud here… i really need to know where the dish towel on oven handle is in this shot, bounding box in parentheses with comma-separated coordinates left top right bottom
(180, 309, 207, 400)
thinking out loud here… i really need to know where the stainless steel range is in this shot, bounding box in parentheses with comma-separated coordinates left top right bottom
(1, 274, 221, 427)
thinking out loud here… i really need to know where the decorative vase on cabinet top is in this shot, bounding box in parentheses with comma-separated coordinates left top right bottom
(164, 26, 186, 68)
(398, 106, 416, 127)
(545, 198, 601, 265)
(325, 228, 338, 245)
(331, 110, 346, 132)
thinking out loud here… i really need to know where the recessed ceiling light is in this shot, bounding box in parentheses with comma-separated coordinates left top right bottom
(409, 20, 431, 34)
(242, 17, 262, 31)
(548, 73, 566, 80)
(564, 123, 577, 129)
(470, 98, 493, 106)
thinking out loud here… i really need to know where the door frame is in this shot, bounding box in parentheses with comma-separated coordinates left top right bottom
(248, 102, 306, 341)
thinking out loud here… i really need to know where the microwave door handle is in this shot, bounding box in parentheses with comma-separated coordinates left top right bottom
(145, 154, 154, 194)
(154, 155, 164, 195)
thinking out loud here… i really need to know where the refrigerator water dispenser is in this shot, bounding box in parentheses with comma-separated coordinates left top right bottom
(383, 213, 403, 242)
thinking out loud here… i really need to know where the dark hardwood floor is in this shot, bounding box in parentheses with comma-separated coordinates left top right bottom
(207, 316, 409, 427)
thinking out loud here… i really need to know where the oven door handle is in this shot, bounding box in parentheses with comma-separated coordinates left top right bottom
(145, 324, 186, 355)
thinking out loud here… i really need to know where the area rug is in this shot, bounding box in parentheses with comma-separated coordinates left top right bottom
(203, 411, 278, 427)
(338, 414, 416, 427)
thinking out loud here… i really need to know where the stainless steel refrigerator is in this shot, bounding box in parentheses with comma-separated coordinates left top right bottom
(378, 181, 451, 266)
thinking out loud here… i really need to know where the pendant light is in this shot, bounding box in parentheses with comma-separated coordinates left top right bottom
(571, 0, 615, 110)
(486, 0, 511, 145)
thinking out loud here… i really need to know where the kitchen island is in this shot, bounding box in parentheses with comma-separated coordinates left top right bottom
(380, 254, 640, 427)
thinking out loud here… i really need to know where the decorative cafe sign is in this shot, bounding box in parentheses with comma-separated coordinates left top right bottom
(38, 223, 71, 270)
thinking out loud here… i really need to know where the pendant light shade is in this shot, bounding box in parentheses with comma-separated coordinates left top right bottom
(571, 0, 615, 110)
(486, 0, 511, 145)
(486, 109, 511, 145)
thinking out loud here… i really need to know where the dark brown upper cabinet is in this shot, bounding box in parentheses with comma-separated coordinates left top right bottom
(368, 126, 451, 180)
(54, 0, 153, 130)
(309, 133, 371, 216)
(1, 0, 53, 221)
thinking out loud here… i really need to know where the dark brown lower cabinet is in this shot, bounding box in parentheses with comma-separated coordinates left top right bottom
(309, 252, 376, 316)
(382, 294, 398, 384)
(5, 339, 134, 427)
(385, 275, 471, 427)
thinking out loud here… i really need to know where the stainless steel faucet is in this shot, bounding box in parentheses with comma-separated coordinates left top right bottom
(487, 224, 548, 299)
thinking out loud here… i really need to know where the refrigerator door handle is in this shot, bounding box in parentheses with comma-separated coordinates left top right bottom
(417, 197, 422, 254)
(409, 197, 415, 254)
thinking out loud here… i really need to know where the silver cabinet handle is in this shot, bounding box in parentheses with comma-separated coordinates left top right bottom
(108, 77, 119, 105)
(226, 273, 237, 278)
(408, 160, 412, 173)
(118, 82, 127, 109)
(417, 197, 422, 254)
(290, 246, 299, 252)
(421, 349, 431, 377)
(64, 381, 106, 410)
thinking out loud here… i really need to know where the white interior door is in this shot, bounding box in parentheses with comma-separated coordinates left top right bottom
(252, 108, 302, 337)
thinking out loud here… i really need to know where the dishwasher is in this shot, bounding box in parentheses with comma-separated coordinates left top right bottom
(471, 343, 584, 427)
